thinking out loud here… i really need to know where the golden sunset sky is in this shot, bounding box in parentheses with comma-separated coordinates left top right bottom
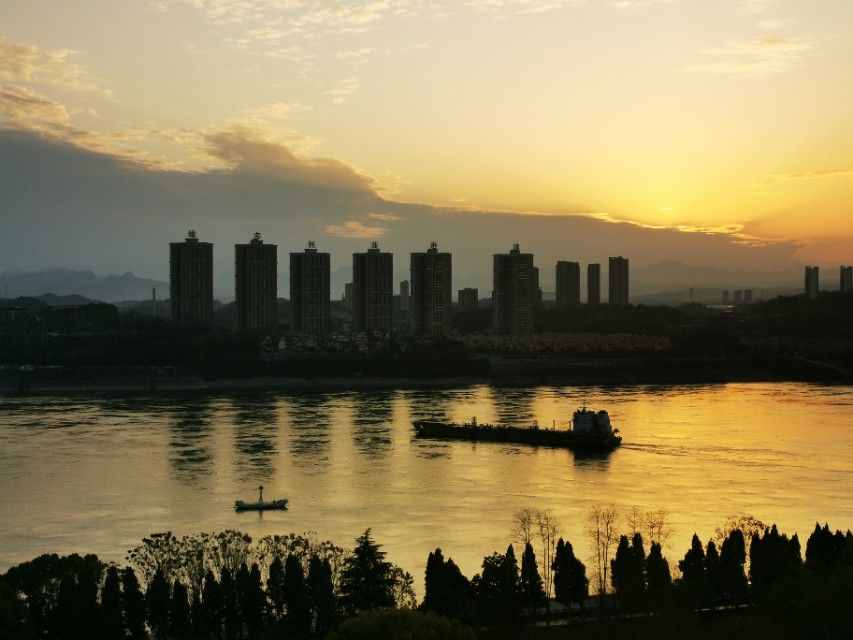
(1, 0, 852, 282)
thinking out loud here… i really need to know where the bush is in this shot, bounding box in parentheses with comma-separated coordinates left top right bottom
(327, 609, 476, 640)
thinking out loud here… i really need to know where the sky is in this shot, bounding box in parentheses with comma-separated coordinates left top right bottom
(1, 0, 852, 294)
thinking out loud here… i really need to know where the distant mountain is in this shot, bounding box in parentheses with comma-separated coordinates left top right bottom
(0, 269, 167, 303)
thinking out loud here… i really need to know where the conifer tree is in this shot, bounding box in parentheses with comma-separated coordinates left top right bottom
(121, 568, 146, 640)
(284, 554, 310, 633)
(646, 542, 672, 611)
(101, 566, 124, 640)
(308, 555, 336, 633)
(201, 569, 223, 638)
(267, 556, 285, 619)
(146, 570, 171, 639)
(520, 542, 547, 610)
(339, 530, 395, 616)
(170, 580, 191, 638)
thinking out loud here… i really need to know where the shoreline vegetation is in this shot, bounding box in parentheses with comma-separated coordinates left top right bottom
(4, 291, 853, 394)
(2, 508, 852, 639)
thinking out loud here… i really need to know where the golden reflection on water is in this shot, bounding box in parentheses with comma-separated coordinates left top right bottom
(1, 383, 852, 590)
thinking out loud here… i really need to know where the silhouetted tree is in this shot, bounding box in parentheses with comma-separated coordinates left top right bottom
(552, 539, 588, 610)
(100, 566, 124, 640)
(719, 529, 748, 604)
(422, 549, 472, 621)
(750, 525, 802, 600)
(200, 569, 222, 639)
(705, 540, 721, 605)
(520, 542, 546, 610)
(267, 556, 285, 620)
(645, 542, 672, 611)
(146, 570, 171, 639)
(473, 552, 512, 625)
(284, 554, 310, 633)
(309, 555, 336, 634)
(611, 534, 646, 611)
(339, 530, 395, 617)
(170, 580, 191, 638)
(678, 534, 707, 608)
(220, 567, 239, 640)
(121, 567, 147, 640)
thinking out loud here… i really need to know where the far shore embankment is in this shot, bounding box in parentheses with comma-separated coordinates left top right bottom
(1, 353, 850, 396)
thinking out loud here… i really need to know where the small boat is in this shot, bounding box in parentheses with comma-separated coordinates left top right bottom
(234, 486, 288, 512)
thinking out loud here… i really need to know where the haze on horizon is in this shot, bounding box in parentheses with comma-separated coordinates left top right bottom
(1, 0, 852, 291)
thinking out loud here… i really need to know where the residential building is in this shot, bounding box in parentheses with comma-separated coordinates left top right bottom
(493, 243, 536, 335)
(352, 242, 393, 332)
(609, 256, 630, 306)
(169, 230, 213, 325)
(235, 232, 277, 332)
(290, 241, 330, 335)
(410, 242, 452, 336)
(556, 261, 581, 308)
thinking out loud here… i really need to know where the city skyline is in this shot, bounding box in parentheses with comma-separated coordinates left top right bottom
(3, 1, 853, 287)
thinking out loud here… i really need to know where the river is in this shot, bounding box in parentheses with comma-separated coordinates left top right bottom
(2, 382, 852, 585)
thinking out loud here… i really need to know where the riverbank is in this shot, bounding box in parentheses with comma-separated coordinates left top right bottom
(1, 353, 850, 395)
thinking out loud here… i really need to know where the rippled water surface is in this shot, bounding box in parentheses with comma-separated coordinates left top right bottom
(2, 383, 852, 581)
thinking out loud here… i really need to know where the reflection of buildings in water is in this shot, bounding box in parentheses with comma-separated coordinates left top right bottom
(285, 394, 333, 470)
(350, 391, 394, 458)
(230, 394, 279, 481)
(490, 386, 536, 427)
(167, 399, 215, 483)
(405, 389, 453, 423)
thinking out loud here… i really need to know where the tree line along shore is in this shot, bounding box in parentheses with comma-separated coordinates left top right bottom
(2, 507, 852, 639)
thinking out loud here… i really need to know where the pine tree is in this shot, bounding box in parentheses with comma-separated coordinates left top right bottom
(146, 570, 171, 639)
(719, 529, 748, 604)
(705, 540, 721, 605)
(220, 567, 239, 640)
(520, 542, 546, 610)
(101, 566, 124, 640)
(339, 529, 395, 616)
(284, 554, 310, 633)
(646, 542, 672, 611)
(678, 534, 707, 608)
(201, 569, 223, 638)
(170, 580, 191, 638)
(308, 555, 336, 634)
(121, 568, 147, 640)
(267, 556, 286, 620)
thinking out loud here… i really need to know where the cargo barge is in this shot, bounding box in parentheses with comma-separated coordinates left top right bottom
(413, 407, 622, 452)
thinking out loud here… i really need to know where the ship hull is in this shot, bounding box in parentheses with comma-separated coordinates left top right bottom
(413, 420, 621, 451)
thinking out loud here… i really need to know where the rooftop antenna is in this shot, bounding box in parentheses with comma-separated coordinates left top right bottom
(512, 243, 520, 253)
(370, 241, 379, 250)
(307, 240, 316, 251)
(187, 229, 197, 240)
(253, 232, 262, 242)
(430, 241, 438, 251)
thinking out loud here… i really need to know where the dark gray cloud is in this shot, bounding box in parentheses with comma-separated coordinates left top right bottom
(0, 128, 803, 299)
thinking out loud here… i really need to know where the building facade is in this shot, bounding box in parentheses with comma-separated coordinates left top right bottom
(290, 241, 330, 335)
(805, 266, 820, 300)
(352, 242, 394, 332)
(399, 280, 410, 313)
(235, 233, 278, 332)
(169, 230, 214, 326)
(492, 244, 536, 335)
(458, 287, 479, 310)
(608, 256, 630, 306)
(410, 242, 452, 336)
(841, 266, 853, 293)
(555, 261, 581, 308)
(587, 263, 601, 305)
